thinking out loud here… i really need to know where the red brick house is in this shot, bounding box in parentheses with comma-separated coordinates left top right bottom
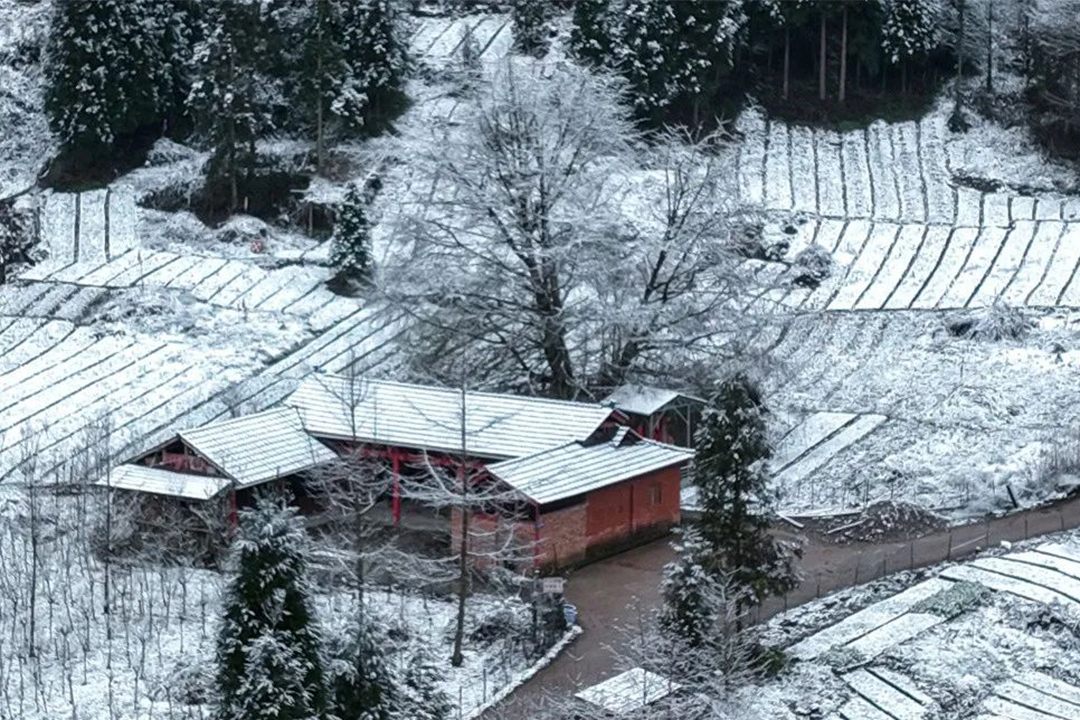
(480, 427, 693, 568)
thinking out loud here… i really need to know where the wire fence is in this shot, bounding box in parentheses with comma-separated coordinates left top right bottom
(754, 493, 1080, 626)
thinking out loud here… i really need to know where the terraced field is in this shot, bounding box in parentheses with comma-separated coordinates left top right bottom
(0, 13, 517, 483)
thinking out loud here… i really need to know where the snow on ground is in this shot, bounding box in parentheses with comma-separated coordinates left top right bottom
(758, 309, 1080, 518)
(735, 533, 1080, 720)
(0, 489, 540, 720)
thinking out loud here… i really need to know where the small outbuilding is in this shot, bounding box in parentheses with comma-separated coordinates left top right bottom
(603, 384, 705, 447)
(481, 427, 694, 568)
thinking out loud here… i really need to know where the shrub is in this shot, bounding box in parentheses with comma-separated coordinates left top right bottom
(821, 645, 866, 672)
(791, 245, 833, 288)
(732, 219, 789, 261)
(946, 301, 1033, 341)
(912, 581, 992, 619)
(152, 656, 213, 704)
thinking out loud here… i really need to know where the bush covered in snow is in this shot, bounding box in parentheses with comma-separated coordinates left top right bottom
(791, 244, 833, 289)
(731, 219, 789, 262)
(946, 300, 1036, 343)
(946, 301, 1034, 341)
(912, 581, 992, 619)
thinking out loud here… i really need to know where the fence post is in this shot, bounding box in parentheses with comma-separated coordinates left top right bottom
(948, 530, 953, 560)
(910, 542, 915, 570)
(1025, 517, 1029, 540)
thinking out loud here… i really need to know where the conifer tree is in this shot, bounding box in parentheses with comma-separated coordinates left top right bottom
(693, 373, 798, 607)
(301, 0, 348, 173)
(618, 0, 680, 127)
(214, 499, 328, 720)
(399, 647, 453, 720)
(569, 0, 618, 67)
(659, 525, 718, 647)
(189, 0, 266, 213)
(335, 0, 409, 135)
(45, 0, 171, 160)
(511, 0, 553, 58)
(330, 184, 374, 289)
(882, 0, 940, 92)
(327, 622, 395, 720)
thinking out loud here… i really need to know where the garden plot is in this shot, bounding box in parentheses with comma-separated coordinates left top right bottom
(773, 414, 888, 514)
(839, 667, 932, 720)
(744, 537, 1080, 720)
(941, 545, 1080, 610)
(787, 577, 952, 661)
(983, 673, 1080, 720)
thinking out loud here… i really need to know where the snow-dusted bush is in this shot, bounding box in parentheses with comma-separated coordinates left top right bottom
(912, 581, 992, 619)
(947, 301, 1034, 341)
(791, 244, 833, 288)
(822, 645, 866, 672)
(732, 219, 789, 262)
(469, 601, 528, 645)
(152, 656, 214, 705)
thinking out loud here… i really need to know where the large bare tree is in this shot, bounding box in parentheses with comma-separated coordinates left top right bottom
(383, 59, 752, 398)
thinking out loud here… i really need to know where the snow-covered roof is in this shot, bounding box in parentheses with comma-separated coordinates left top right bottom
(603, 384, 705, 417)
(486, 430, 694, 505)
(97, 464, 231, 501)
(575, 668, 681, 715)
(178, 407, 337, 488)
(284, 375, 618, 460)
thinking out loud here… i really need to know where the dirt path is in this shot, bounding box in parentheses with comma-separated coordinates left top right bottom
(484, 494, 1080, 719)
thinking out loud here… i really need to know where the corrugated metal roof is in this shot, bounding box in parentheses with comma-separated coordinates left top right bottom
(486, 432, 694, 505)
(179, 407, 337, 488)
(97, 464, 231, 500)
(284, 375, 617, 460)
(603, 384, 705, 416)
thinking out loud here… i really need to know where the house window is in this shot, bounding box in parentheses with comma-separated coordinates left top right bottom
(650, 484, 662, 506)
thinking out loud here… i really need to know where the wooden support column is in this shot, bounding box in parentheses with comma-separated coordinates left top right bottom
(391, 449, 402, 525)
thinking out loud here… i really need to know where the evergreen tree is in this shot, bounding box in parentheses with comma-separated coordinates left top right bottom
(693, 374, 798, 606)
(569, 0, 619, 67)
(327, 622, 395, 720)
(511, 0, 553, 58)
(334, 0, 409, 135)
(617, 0, 746, 127)
(215, 499, 328, 720)
(618, 0, 680, 127)
(659, 525, 718, 647)
(301, 0, 349, 173)
(397, 648, 452, 720)
(45, 0, 171, 160)
(330, 184, 374, 288)
(881, 0, 940, 91)
(189, 0, 266, 213)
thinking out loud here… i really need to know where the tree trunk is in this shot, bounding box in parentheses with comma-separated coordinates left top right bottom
(783, 26, 790, 100)
(985, 0, 993, 94)
(819, 12, 827, 101)
(955, 0, 965, 115)
(839, 6, 848, 104)
(316, 29, 325, 175)
(451, 473, 469, 668)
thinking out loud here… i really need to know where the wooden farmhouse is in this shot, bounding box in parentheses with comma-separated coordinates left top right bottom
(100, 375, 695, 568)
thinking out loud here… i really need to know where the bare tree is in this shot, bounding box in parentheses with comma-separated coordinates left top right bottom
(397, 376, 536, 667)
(385, 59, 754, 397)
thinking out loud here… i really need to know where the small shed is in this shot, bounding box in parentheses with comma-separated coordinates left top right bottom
(603, 385, 705, 447)
(108, 406, 338, 506)
(483, 428, 694, 568)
